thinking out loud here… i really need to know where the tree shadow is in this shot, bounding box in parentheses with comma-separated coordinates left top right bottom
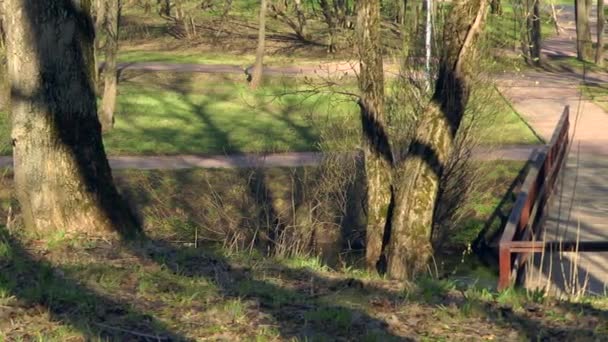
(0, 226, 188, 340)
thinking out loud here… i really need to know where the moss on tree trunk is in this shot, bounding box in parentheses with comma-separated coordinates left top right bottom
(385, 0, 488, 280)
(2, 0, 139, 238)
(356, 0, 393, 270)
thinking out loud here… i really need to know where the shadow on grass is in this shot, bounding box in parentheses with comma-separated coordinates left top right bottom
(0, 227, 187, 340)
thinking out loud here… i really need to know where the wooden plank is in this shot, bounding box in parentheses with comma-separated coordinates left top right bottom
(497, 106, 572, 290)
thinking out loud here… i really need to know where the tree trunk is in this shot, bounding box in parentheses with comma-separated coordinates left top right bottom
(385, 0, 488, 280)
(356, 0, 393, 270)
(250, 0, 266, 89)
(576, 0, 593, 61)
(100, 0, 121, 131)
(2, 0, 139, 238)
(490, 0, 502, 15)
(596, 0, 605, 66)
(294, 0, 308, 39)
(526, 0, 541, 65)
(320, 0, 338, 53)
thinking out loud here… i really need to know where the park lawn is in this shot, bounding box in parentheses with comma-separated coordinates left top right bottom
(0, 73, 541, 156)
(1, 163, 607, 341)
(467, 85, 543, 145)
(102, 72, 358, 155)
(104, 73, 539, 155)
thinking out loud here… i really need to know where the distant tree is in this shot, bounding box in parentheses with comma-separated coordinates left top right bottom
(2, 0, 139, 238)
(596, 0, 605, 66)
(490, 0, 502, 15)
(99, 0, 121, 131)
(319, 0, 338, 52)
(251, 0, 267, 89)
(523, 0, 541, 65)
(269, 0, 309, 41)
(575, 0, 593, 61)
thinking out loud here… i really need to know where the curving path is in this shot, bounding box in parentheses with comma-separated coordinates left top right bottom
(0, 145, 540, 170)
(495, 3, 608, 295)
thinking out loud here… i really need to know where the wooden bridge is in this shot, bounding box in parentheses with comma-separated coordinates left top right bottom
(497, 106, 608, 295)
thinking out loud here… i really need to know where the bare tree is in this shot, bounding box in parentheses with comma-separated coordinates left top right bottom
(100, 0, 121, 131)
(251, 0, 267, 89)
(524, 0, 541, 65)
(269, 0, 309, 41)
(576, 0, 593, 61)
(2, 0, 139, 238)
(596, 0, 605, 66)
(319, 0, 338, 53)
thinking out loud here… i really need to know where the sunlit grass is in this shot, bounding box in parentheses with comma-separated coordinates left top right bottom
(581, 83, 608, 112)
(0, 72, 540, 155)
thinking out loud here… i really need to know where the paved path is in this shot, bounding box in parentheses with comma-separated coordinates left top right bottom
(0, 145, 540, 170)
(110, 60, 402, 77)
(496, 4, 608, 296)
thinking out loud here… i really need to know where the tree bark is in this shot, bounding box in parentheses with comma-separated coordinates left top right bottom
(576, 0, 593, 61)
(2, 0, 139, 238)
(356, 0, 392, 270)
(320, 0, 338, 53)
(490, 0, 502, 15)
(385, 0, 488, 280)
(100, 0, 121, 131)
(269, 0, 308, 41)
(596, 0, 605, 66)
(525, 0, 541, 65)
(250, 0, 266, 89)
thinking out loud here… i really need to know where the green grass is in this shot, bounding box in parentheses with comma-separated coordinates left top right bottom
(102, 73, 356, 155)
(1, 163, 608, 340)
(443, 160, 525, 249)
(0, 72, 539, 155)
(468, 85, 543, 145)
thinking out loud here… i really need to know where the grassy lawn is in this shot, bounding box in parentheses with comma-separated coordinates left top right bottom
(104, 73, 357, 155)
(0, 163, 607, 340)
(0, 73, 540, 156)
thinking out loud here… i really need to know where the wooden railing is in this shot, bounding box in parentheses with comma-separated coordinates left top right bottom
(497, 106, 570, 290)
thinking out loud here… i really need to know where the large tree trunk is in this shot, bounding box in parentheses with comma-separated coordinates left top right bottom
(250, 0, 266, 89)
(385, 0, 488, 280)
(356, 0, 393, 270)
(100, 0, 121, 131)
(2, 0, 139, 238)
(596, 0, 605, 66)
(576, 0, 593, 61)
